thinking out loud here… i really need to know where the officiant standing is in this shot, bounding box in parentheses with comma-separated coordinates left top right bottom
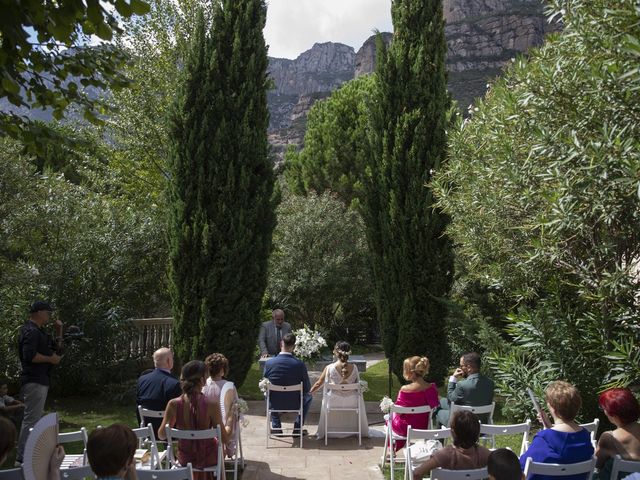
(258, 309, 292, 357)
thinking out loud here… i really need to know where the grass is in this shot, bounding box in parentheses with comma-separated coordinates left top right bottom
(361, 358, 402, 402)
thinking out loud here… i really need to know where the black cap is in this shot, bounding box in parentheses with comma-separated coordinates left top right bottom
(29, 301, 54, 313)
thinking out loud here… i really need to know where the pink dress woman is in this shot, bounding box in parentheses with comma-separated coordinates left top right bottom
(175, 393, 219, 480)
(391, 384, 439, 449)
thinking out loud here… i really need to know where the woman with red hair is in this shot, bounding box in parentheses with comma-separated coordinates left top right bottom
(596, 388, 640, 480)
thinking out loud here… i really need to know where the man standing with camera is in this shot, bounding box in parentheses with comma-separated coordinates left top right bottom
(15, 301, 63, 465)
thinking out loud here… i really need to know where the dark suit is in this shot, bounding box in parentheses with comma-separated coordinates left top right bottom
(258, 320, 292, 356)
(136, 368, 181, 434)
(264, 352, 312, 429)
(436, 372, 495, 426)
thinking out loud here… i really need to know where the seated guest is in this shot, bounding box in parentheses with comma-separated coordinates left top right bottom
(159, 360, 229, 480)
(436, 352, 495, 427)
(413, 411, 491, 480)
(488, 448, 524, 480)
(595, 388, 640, 480)
(0, 379, 24, 428)
(87, 424, 137, 480)
(391, 356, 439, 450)
(136, 347, 181, 435)
(519, 381, 594, 479)
(202, 353, 238, 456)
(264, 333, 312, 436)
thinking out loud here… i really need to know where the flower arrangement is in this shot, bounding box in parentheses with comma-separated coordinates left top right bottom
(236, 397, 250, 427)
(293, 325, 327, 363)
(258, 378, 271, 396)
(359, 380, 369, 393)
(380, 395, 393, 414)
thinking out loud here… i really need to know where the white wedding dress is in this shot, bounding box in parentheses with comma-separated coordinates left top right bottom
(315, 362, 370, 439)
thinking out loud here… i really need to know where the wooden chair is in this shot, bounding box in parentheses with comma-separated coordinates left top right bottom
(380, 403, 433, 480)
(136, 463, 193, 480)
(405, 426, 452, 480)
(59, 465, 96, 479)
(479, 420, 531, 455)
(265, 382, 304, 448)
(165, 425, 223, 479)
(610, 454, 640, 480)
(430, 467, 488, 479)
(579, 419, 599, 449)
(523, 456, 596, 479)
(323, 383, 363, 446)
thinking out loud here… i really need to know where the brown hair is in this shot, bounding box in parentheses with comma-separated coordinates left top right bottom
(0, 416, 16, 464)
(403, 356, 430, 381)
(205, 353, 229, 378)
(87, 424, 137, 477)
(282, 333, 296, 348)
(545, 381, 581, 421)
(451, 410, 481, 449)
(488, 448, 522, 480)
(334, 341, 351, 379)
(180, 360, 207, 395)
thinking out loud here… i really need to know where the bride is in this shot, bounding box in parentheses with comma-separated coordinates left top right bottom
(311, 341, 369, 439)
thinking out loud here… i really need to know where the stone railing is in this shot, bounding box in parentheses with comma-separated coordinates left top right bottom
(129, 317, 173, 358)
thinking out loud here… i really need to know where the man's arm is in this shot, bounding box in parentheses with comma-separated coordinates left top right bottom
(446, 378, 467, 404)
(258, 323, 269, 357)
(301, 363, 311, 395)
(22, 330, 60, 364)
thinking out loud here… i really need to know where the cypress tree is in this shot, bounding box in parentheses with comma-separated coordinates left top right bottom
(363, 0, 453, 383)
(167, 0, 275, 386)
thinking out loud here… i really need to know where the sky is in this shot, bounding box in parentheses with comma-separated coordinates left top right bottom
(263, 0, 393, 59)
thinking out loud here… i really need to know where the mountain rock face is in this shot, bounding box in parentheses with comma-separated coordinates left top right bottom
(267, 0, 559, 161)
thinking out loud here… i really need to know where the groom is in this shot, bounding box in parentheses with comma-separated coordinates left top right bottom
(264, 333, 312, 435)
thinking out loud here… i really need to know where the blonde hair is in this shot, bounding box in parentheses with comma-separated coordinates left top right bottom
(545, 381, 582, 421)
(403, 356, 429, 381)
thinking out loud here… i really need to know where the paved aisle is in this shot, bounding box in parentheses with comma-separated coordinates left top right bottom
(237, 401, 386, 480)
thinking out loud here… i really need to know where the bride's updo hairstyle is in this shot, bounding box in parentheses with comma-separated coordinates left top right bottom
(334, 341, 352, 379)
(403, 356, 430, 382)
(180, 360, 207, 395)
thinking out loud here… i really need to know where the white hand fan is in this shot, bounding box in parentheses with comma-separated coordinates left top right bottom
(23, 412, 59, 480)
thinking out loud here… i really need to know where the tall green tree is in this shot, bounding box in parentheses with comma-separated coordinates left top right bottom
(168, 0, 276, 385)
(363, 1, 453, 383)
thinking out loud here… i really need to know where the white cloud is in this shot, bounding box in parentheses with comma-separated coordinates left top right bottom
(264, 0, 393, 59)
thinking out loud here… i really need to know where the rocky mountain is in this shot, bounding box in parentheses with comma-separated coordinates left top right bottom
(267, 0, 560, 161)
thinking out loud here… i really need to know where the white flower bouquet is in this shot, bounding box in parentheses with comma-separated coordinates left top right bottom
(236, 397, 249, 414)
(258, 378, 271, 396)
(380, 395, 393, 414)
(293, 325, 327, 363)
(359, 380, 369, 393)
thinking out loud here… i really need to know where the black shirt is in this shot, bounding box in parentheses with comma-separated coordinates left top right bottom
(18, 320, 55, 386)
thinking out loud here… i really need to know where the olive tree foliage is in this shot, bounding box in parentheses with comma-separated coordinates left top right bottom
(432, 0, 640, 421)
(285, 74, 377, 207)
(0, 0, 150, 151)
(266, 189, 375, 344)
(0, 136, 166, 394)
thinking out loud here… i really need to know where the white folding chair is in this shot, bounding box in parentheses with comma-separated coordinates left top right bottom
(405, 426, 452, 480)
(610, 454, 640, 480)
(380, 403, 433, 480)
(59, 465, 96, 479)
(219, 382, 244, 480)
(579, 419, 599, 449)
(449, 403, 496, 447)
(57, 427, 89, 469)
(265, 382, 304, 448)
(138, 405, 166, 428)
(137, 463, 193, 480)
(523, 456, 596, 479)
(323, 383, 363, 446)
(132, 424, 163, 470)
(165, 425, 223, 479)
(479, 420, 531, 455)
(0, 468, 24, 480)
(430, 467, 488, 479)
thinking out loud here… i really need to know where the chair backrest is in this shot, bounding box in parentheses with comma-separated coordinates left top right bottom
(407, 426, 452, 443)
(131, 424, 162, 469)
(165, 425, 223, 477)
(430, 467, 488, 479)
(58, 427, 88, 445)
(579, 419, 599, 448)
(137, 463, 194, 480)
(449, 403, 495, 426)
(59, 465, 96, 479)
(479, 420, 531, 455)
(266, 382, 303, 412)
(324, 383, 361, 408)
(610, 454, 640, 480)
(0, 468, 24, 480)
(138, 405, 165, 427)
(523, 456, 596, 479)
(390, 403, 433, 432)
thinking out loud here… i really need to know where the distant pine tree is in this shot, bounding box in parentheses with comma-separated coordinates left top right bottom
(167, 0, 276, 386)
(363, 0, 453, 383)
